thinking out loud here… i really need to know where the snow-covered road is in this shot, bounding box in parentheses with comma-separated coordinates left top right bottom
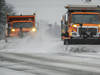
(0, 52, 100, 75)
(0, 21, 100, 75)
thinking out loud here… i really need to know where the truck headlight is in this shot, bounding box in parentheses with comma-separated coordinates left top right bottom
(72, 24, 77, 27)
(11, 29, 15, 32)
(32, 28, 37, 32)
(99, 25, 100, 28)
(69, 32, 72, 36)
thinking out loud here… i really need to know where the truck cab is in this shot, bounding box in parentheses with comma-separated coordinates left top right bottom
(7, 14, 37, 37)
(61, 5, 100, 45)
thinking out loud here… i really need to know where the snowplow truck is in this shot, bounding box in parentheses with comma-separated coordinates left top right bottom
(61, 5, 100, 45)
(6, 13, 37, 37)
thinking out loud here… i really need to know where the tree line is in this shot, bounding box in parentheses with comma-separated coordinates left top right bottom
(0, 0, 15, 39)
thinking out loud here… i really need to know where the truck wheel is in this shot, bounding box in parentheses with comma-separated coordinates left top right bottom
(64, 39, 69, 45)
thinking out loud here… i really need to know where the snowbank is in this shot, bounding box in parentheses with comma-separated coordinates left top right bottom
(0, 40, 6, 50)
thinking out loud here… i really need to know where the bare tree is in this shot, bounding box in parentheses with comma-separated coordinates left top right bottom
(82, 0, 92, 2)
(6, 3, 16, 15)
(0, 0, 16, 40)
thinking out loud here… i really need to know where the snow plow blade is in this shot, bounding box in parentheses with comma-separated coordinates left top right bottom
(64, 39, 100, 45)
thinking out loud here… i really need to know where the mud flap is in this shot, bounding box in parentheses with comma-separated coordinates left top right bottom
(64, 39, 100, 45)
(18, 31, 23, 38)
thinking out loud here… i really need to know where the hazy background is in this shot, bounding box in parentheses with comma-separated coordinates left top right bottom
(5, 0, 100, 24)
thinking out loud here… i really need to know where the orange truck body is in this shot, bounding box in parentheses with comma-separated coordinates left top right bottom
(61, 5, 100, 45)
(7, 14, 36, 37)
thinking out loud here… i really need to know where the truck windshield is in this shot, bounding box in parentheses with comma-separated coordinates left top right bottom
(72, 14, 100, 24)
(13, 22, 33, 28)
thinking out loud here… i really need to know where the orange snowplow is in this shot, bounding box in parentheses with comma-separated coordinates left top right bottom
(6, 14, 37, 37)
(61, 5, 100, 45)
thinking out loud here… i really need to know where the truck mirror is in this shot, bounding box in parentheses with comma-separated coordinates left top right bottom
(65, 21, 68, 25)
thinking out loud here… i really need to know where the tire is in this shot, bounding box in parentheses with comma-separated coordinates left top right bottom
(64, 39, 69, 45)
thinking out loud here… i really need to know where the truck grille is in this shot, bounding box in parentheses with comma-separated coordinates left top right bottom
(79, 28, 97, 35)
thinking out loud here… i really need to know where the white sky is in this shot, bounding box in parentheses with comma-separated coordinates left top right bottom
(5, 0, 100, 24)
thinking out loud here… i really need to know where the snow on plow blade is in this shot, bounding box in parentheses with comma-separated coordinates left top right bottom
(64, 39, 100, 45)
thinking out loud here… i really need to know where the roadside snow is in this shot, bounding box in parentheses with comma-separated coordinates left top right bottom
(0, 40, 6, 50)
(0, 68, 34, 75)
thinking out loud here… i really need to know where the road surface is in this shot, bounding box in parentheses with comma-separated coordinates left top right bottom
(0, 52, 100, 75)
